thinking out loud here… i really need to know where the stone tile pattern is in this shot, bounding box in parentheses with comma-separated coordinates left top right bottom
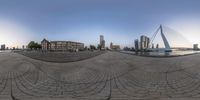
(0, 51, 200, 100)
(17, 51, 105, 63)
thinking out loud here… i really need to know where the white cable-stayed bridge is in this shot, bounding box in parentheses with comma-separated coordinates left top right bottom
(148, 25, 192, 52)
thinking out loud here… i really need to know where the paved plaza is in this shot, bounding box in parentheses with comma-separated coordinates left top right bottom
(17, 51, 105, 63)
(0, 51, 200, 100)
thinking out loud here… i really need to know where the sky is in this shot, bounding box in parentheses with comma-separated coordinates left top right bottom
(0, 0, 200, 48)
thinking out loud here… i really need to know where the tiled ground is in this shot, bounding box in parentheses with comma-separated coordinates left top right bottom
(17, 51, 105, 63)
(0, 51, 200, 100)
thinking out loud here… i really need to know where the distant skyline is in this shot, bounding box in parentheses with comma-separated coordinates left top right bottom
(0, 0, 200, 48)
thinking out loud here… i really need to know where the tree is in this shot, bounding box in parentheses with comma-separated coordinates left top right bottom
(130, 47, 135, 51)
(90, 45, 96, 50)
(84, 46, 88, 50)
(123, 47, 130, 51)
(28, 41, 35, 50)
(28, 41, 41, 50)
(97, 44, 101, 50)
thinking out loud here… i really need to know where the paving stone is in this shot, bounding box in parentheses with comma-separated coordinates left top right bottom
(0, 51, 200, 100)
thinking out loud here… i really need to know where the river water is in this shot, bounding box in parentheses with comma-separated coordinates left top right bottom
(121, 50, 200, 57)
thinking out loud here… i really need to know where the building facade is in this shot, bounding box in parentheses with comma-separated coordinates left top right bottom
(41, 39, 84, 51)
(110, 42, 120, 50)
(110, 42, 113, 49)
(134, 35, 150, 51)
(134, 39, 139, 51)
(100, 35, 105, 48)
(140, 35, 150, 50)
(1, 44, 5, 50)
(41, 39, 50, 50)
(193, 44, 199, 50)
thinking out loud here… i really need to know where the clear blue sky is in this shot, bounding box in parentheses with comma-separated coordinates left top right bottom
(0, 0, 200, 48)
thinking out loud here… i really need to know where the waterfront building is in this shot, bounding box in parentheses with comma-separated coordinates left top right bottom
(110, 42, 120, 50)
(41, 38, 50, 50)
(193, 44, 199, 50)
(102, 40, 105, 48)
(152, 43, 154, 49)
(156, 44, 159, 48)
(110, 42, 113, 49)
(1, 44, 5, 50)
(140, 36, 145, 50)
(22, 45, 25, 50)
(140, 35, 150, 50)
(146, 37, 150, 48)
(100, 35, 105, 48)
(41, 38, 84, 51)
(134, 35, 150, 51)
(134, 39, 139, 51)
(50, 41, 84, 51)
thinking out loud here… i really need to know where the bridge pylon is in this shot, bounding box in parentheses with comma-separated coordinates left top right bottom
(149, 24, 172, 52)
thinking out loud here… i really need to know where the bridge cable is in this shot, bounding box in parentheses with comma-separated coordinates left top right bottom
(150, 26, 160, 46)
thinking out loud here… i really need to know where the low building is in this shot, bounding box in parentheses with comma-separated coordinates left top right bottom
(110, 42, 120, 50)
(112, 45, 120, 50)
(50, 41, 84, 51)
(41, 39, 84, 51)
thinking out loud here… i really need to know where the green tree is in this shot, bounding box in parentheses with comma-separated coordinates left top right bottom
(28, 41, 35, 50)
(28, 41, 42, 50)
(90, 45, 96, 50)
(97, 44, 101, 50)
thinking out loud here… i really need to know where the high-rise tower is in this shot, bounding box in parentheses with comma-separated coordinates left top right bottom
(100, 35, 105, 48)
